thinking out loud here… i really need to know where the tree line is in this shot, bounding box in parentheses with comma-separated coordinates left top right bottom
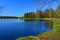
(23, 5, 60, 18)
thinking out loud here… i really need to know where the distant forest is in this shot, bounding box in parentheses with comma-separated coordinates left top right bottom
(23, 5, 60, 18)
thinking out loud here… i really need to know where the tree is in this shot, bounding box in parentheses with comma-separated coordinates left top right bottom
(24, 12, 35, 18)
(24, 13, 29, 18)
(51, 10, 55, 18)
(28, 12, 35, 18)
(0, 6, 5, 13)
(49, 8, 54, 18)
(35, 10, 42, 18)
(43, 9, 49, 18)
(55, 5, 60, 18)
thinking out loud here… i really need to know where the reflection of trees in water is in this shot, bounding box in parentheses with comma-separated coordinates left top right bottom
(24, 19, 41, 22)
(45, 20, 53, 29)
(24, 19, 35, 22)
(24, 19, 53, 29)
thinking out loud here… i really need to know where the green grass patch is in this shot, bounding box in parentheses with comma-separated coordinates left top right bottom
(16, 36, 39, 40)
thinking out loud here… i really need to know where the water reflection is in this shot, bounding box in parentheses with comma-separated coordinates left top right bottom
(23, 19, 53, 29)
(23, 19, 35, 22)
(0, 19, 53, 40)
(45, 20, 53, 29)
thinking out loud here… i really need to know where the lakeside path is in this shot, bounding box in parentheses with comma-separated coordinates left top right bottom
(16, 18, 60, 40)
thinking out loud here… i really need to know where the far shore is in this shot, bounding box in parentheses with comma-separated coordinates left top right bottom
(0, 16, 19, 19)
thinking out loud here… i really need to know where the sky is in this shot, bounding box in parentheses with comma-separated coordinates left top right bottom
(0, 0, 59, 17)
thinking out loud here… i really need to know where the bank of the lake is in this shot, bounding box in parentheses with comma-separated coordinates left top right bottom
(0, 16, 19, 19)
(23, 18, 51, 20)
(16, 18, 60, 40)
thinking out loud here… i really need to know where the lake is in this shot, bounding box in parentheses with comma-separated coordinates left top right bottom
(0, 19, 53, 40)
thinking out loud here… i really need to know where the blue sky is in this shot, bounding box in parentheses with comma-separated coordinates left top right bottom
(0, 0, 59, 17)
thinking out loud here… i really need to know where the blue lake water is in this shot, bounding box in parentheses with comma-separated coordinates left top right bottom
(0, 19, 52, 40)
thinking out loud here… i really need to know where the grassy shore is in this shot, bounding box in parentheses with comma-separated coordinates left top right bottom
(16, 18, 60, 40)
(23, 18, 51, 20)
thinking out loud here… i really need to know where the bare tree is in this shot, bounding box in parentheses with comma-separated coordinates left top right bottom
(0, 6, 5, 13)
(35, 0, 57, 10)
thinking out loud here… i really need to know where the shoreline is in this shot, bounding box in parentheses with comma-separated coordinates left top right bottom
(0, 16, 19, 19)
(16, 18, 60, 40)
